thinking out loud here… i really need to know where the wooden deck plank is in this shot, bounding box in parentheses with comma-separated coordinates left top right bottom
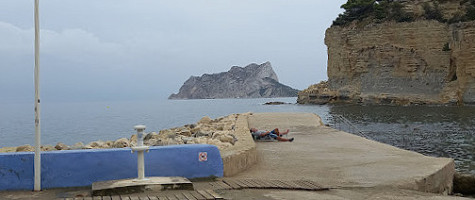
(120, 195, 131, 200)
(174, 193, 188, 200)
(303, 180, 324, 189)
(138, 195, 151, 200)
(233, 179, 251, 188)
(292, 180, 314, 190)
(280, 180, 302, 189)
(182, 191, 198, 200)
(248, 179, 265, 188)
(205, 190, 223, 200)
(166, 194, 178, 200)
(221, 179, 241, 189)
(111, 195, 122, 200)
(241, 179, 259, 188)
(147, 195, 159, 200)
(272, 180, 292, 189)
(129, 195, 140, 200)
(102, 196, 113, 200)
(211, 181, 230, 190)
(189, 191, 207, 200)
(261, 179, 279, 188)
(155, 196, 168, 200)
(196, 190, 214, 200)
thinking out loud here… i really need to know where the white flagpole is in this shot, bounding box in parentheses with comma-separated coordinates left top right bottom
(34, 0, 41, 191)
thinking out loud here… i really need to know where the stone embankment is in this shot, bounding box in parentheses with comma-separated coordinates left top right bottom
(0, 113, 258, 177)
(0, 114, 246, 153)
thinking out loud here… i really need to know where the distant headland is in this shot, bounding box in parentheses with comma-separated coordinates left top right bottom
(169, 62, 299, 99)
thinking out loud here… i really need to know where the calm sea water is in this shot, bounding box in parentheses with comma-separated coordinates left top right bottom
(0, 98, 474, 174)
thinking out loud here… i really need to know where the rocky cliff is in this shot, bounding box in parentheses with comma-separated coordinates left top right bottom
(298, 0, 475, 105)
(169, 62, 299, 99)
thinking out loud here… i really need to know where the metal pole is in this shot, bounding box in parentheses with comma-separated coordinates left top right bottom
(34, 0, 41, 191)
(133, 125, 147, 180)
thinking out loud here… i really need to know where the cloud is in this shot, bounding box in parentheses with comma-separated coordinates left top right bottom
(0, 21, 126, 69)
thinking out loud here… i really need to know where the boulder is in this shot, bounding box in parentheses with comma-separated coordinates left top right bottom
(55, 142, 70, 150)
(41, 145, 55, 151)
(70, 142, 85, 150)
(16, 145, 34, 152)
(199, 116, 212, 124)
(145, 138, 161, 146)
(113, 138, 130, 148)
(130, 134, 137, 146)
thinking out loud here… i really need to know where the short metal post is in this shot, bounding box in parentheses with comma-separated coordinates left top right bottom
(132, 125, 148, 180)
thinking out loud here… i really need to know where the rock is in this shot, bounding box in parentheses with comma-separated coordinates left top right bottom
(184, 124, 196, 129)
(113, 138, 130, 148)
(179, 130, 192, 137)
(169, 62, 299, 99)
(194, 130, 212, 137)
(199, 116, 212, 124)
(41, 145, 55, 151)
(218, 135, 234, 144)
(0, 147, 17, 153)
(181, 137, 194, 144)
(145, 138, 161, 146)
(454, 173, 475, 195)
(55, 142, 70, 150)
(299, 7, 475, 105)
(264, 101, 288, 105)
(144, 132, 158, 141)
(130, 134, 137, 146)
(86, 141, 106, 149)
(105, 141, 114, 148)
(70, 142, 85, 150)
(16, 145, 34, 152)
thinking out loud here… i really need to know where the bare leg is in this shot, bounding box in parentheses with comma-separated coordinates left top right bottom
(276, 137, 294, 142)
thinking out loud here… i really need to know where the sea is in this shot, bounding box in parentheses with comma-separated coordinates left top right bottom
(0, 97, 474, 175)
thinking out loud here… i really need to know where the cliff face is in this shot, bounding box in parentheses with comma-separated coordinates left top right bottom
(169, 62, 299, 99)
(298, 1, 475, 105)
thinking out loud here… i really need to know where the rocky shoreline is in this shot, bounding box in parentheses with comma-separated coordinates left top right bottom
(0, 113, 248, 153)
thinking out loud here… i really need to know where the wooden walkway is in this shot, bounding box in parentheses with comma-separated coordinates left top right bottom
(61, 179, 327, 200)
(64, 190, 223, 200)
(206, 178, 328, 191)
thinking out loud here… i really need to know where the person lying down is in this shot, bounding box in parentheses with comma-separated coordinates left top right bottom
(250, 128, 294, 142)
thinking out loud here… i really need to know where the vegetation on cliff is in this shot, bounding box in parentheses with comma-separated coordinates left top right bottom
(333, 0, 475, 26)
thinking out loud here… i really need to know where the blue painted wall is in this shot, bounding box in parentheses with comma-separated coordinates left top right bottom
(0, 144, 223, 190)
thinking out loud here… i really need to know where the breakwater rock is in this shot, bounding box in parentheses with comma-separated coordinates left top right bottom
(299, 0, 475, 105)
(169, 62, 299, 99)
(0, 113, 248, 153)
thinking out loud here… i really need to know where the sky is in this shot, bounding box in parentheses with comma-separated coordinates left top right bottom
(0, 0, 346, 103)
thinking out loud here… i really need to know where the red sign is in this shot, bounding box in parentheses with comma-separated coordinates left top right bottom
(199, 152, 207, 162)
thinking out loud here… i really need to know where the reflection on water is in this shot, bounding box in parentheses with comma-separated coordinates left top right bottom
(327, 104, 475, 175)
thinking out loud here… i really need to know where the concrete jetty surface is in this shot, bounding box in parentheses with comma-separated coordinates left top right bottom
(220, 112, 466, 199)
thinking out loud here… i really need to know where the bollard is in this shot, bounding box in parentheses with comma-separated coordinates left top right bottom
(131, 125, 149, 180)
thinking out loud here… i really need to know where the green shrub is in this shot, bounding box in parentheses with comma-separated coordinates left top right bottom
(442, 43, 451, 51)
(423, 2, 446, 22)
(333, 0, 414, 26)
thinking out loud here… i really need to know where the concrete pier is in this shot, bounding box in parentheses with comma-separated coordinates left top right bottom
(222, 112, 461, 199)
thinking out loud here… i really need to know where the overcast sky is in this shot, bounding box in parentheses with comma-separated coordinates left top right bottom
(0, 0, 346, 103)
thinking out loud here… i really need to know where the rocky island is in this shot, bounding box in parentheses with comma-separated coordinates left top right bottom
(169, 62, 299, 99)
(298, 0, 475, 105)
